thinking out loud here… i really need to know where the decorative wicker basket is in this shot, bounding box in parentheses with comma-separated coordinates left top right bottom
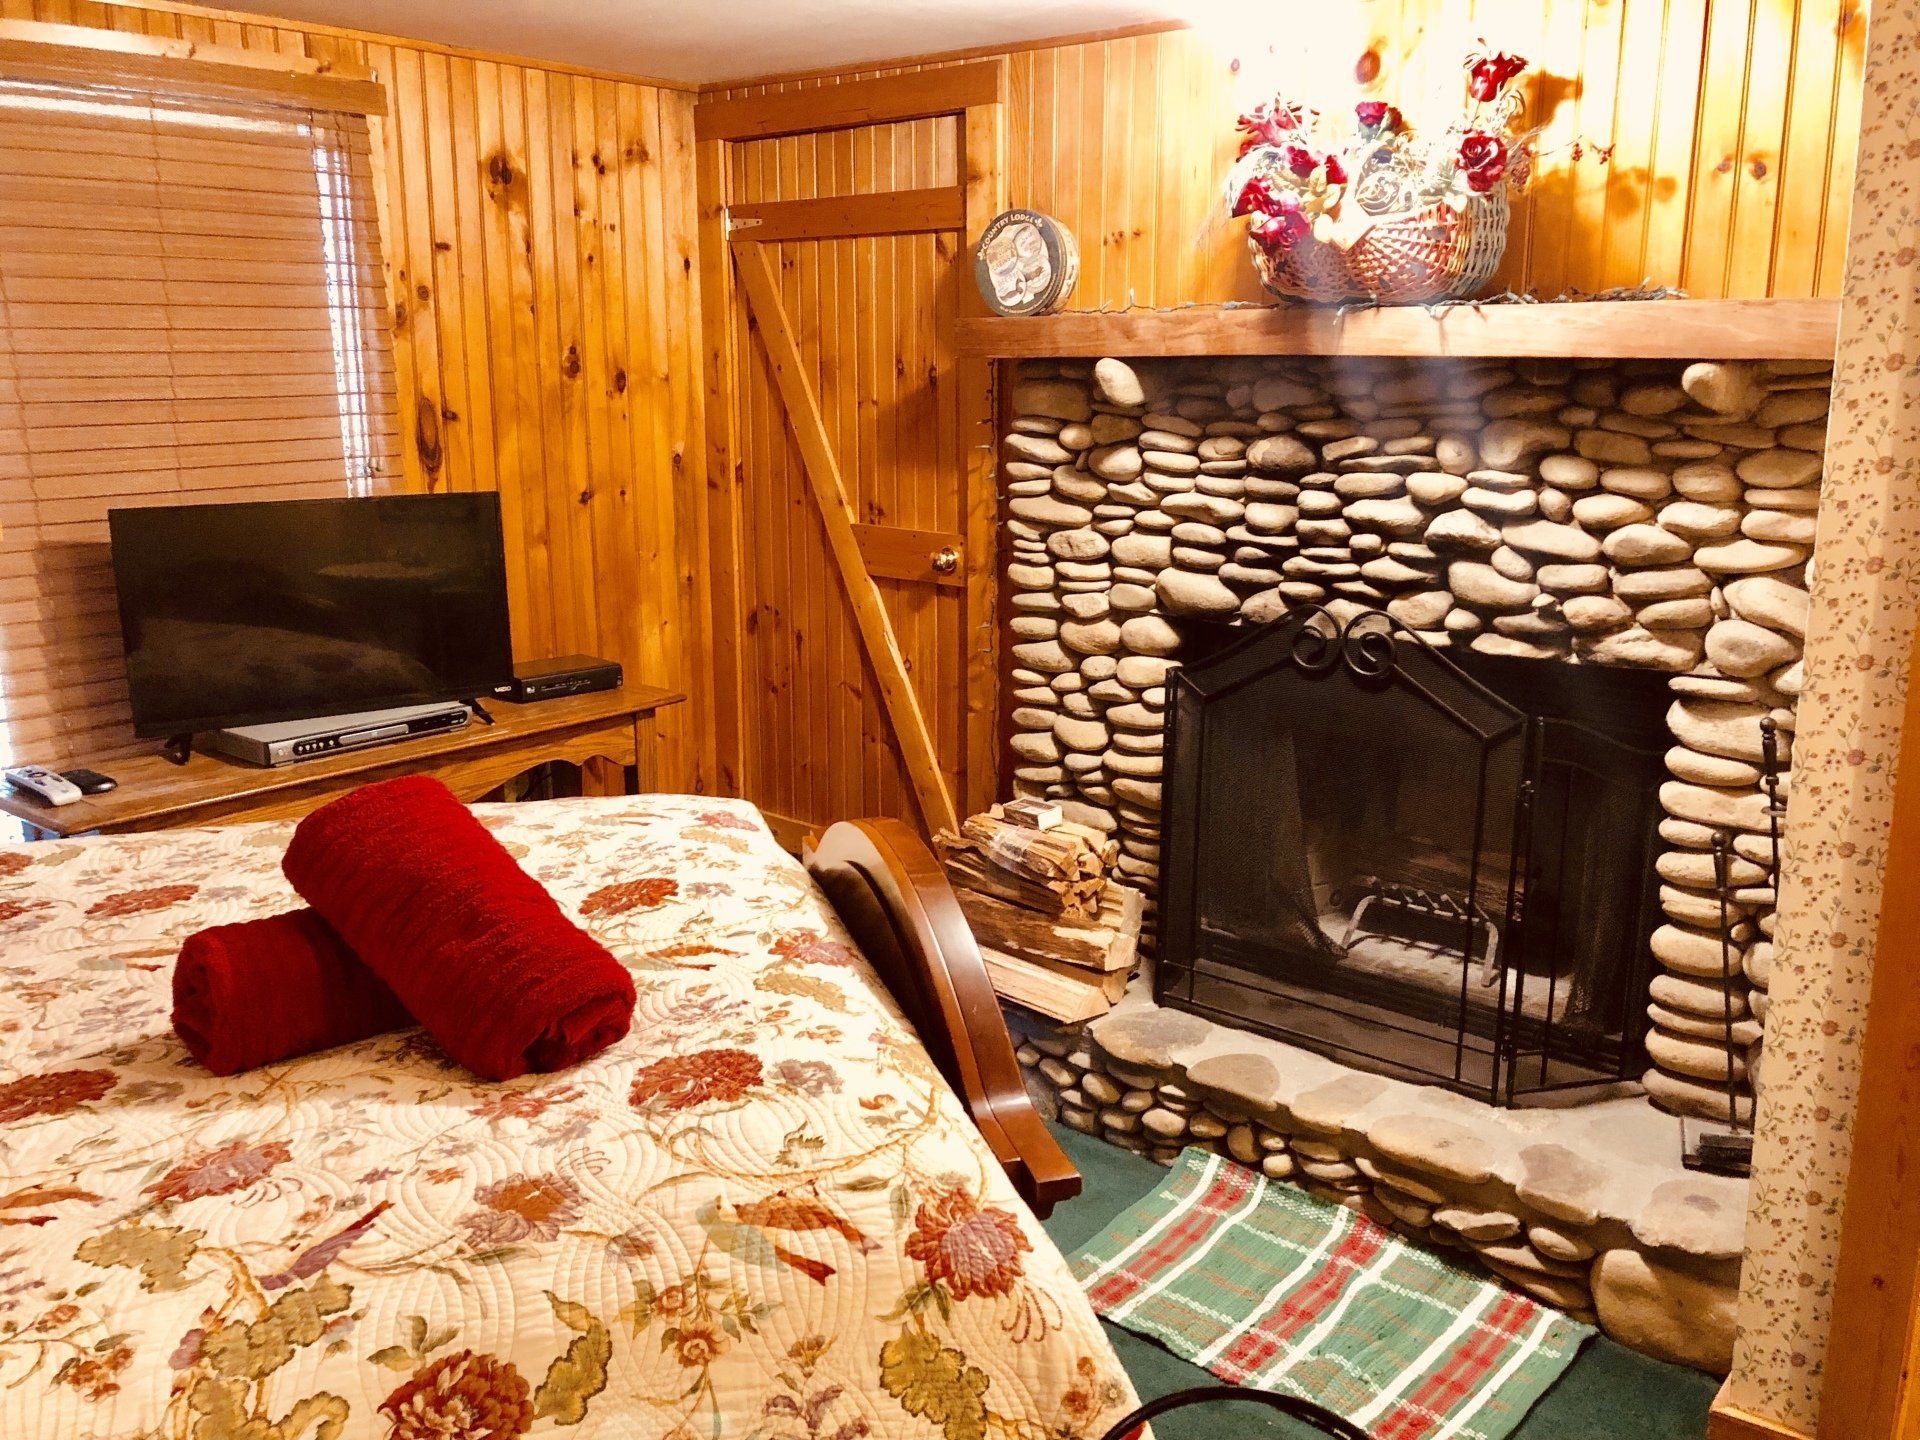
(1252, 188, 1510, 305)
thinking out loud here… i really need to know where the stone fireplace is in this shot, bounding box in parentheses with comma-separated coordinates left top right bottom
(1003, 351, 1823, 1124)
(996, 346, 1828, 1370)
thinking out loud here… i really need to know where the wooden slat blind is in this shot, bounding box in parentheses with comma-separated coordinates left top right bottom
(0, 62, 399, 767)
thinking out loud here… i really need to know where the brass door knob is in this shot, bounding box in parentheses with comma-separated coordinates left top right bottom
(931, 546, 960, 575)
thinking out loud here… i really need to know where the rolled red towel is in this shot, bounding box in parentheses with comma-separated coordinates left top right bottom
(281, 775, 635, 1081)
(173, 909, 412, 1075)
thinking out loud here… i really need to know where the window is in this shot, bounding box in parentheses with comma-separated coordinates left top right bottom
(0, 41, 399, 767)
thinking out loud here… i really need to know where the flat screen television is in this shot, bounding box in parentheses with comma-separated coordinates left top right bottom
(108, 493, 515, 738)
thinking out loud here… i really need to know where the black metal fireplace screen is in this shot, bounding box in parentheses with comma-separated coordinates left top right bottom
(1156, 608, 1667, 1104)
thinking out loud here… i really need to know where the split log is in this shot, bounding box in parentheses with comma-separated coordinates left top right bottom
(978, 944, 1126, 1023)
(953, 887, 1137, 974)
(940, 845, 1103, 919)
(960, 813, 1115, 882)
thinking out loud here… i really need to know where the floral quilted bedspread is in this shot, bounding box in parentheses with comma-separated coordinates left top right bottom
(0, 796, 1136, 1440)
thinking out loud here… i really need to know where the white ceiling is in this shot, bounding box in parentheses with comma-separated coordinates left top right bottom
(241, 0, 1193, 85)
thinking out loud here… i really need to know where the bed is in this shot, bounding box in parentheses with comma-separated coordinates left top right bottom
(0, 795, 1138, 1440)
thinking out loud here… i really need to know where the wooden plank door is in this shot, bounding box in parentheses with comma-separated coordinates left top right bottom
(696, 64, 1005, 843)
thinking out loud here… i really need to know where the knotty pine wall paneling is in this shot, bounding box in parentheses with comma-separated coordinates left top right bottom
(1, 0, 712, 790)
(713, 2, 1867, 305)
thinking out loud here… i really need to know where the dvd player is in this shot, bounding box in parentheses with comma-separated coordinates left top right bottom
(205, 700, 473, 767)
(502, 654, 622, 702)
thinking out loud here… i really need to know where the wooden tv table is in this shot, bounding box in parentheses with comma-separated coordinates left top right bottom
(0, 681, 685, 839)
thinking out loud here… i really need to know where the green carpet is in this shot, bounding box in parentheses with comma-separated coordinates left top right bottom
(1042, 1122, 1718, 1440)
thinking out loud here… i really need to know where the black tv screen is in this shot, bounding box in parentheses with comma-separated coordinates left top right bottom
(109, 493, 514, 737)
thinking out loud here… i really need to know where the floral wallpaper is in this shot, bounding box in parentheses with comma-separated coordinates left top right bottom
(1725, 0, 1920, 1427)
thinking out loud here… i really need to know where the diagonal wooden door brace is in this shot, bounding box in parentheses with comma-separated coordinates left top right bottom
(730, 238, 961, 837)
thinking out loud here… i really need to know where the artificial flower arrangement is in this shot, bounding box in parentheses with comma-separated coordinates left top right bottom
(1224, 47, 1536, 304)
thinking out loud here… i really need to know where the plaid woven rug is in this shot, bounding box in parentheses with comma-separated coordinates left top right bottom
(1070, 1148, 1594, 1440)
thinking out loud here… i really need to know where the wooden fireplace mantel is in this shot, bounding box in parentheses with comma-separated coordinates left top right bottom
(954, 297, 1840, 362)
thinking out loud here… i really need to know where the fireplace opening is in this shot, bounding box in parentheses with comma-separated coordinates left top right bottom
(1157, 608, 1667, 1104)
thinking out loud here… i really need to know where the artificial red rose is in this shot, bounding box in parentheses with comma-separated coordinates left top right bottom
(1354, 101, 1402, 133)
(1283, 145, 1318, 179)
(0, 1068, 116, 1123)
(628, 1047, 762, 1110)
(1468, 50, 1527, 102)
(1458, 132, 1509, 192)
(1234, 99, 1307, 156)
(1232, 175, 1280, 218)
(1322, 154, 1349, 185)
(905, 1185, 1031, 1300)
(1248, 193, 1310, 252)
(381, 1351, 534, 1440)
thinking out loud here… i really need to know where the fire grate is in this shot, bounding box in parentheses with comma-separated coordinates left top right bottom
(1156, 607, 1665, 1105)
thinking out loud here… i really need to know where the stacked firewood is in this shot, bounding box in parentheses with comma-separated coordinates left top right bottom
(935, 800, 1145, 1023)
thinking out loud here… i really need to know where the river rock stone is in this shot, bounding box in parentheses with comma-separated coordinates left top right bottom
(1570, 494, 1655, 531)
(1010, 495, 1093, 529)
(1736, 448, 1821, 489)
(1366, 1114, 1496, 1184)
(1048, 527, 1110, 561)
(1156, 569, 1240, 617)
(1503, 519, 1603, 562)
(1562, 595, 1633, 633)
(1592, 1250, 1738, 1374)
(1247, 434, 1317, 473)
(1603, 524, 1693, 566)
(1667, 698, 1778, 762)
(1060, 619, 1124, 656)
(1723, 575, 1809, 638)
(1344, 496, 1425, 535)
(1576, 429, 1652, 465)
(1647, 1028, 1747, 1081)
(1094, 358, 1147, 408)
(1432, 1207, 1522, 1242)
(1694, 538, 1807, 574)
(1517, 1144, 1608, 1227)
(1706, 618, 1800, 677)
(1479, 418, 1571, 468)
(1119, 616, 1181, 656)
(1426, 509, 1503, 551)
(1580, 626, 1703, 671)
(1599, 467, 1672, 502)
(1657, 500, 1741, 541)
(1632, 1179, 1748, 1260)
(1447, 562, 1538, 610)
(1660, 781, 1771, 833)
(1681, 361, 1764, 418)
(1014, 379, 1092, 423)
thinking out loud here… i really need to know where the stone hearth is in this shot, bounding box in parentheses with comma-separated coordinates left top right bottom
(1002, 351, 1827, 1123)
(1011, 991, 1746, 1373)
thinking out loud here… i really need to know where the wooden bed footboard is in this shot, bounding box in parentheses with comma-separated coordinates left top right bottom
(805, 818, 1081, 1217)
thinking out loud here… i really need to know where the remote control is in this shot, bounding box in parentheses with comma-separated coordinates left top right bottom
(4, 766, 83, 807)
(62, 768, 117, 796)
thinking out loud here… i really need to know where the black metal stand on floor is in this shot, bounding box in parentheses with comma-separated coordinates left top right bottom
(1097, 1386, 1374, 1440)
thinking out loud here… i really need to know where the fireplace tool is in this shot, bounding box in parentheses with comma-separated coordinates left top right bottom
(1678, 719, 1782, 1178)
(1337, 875, 1502, 987)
